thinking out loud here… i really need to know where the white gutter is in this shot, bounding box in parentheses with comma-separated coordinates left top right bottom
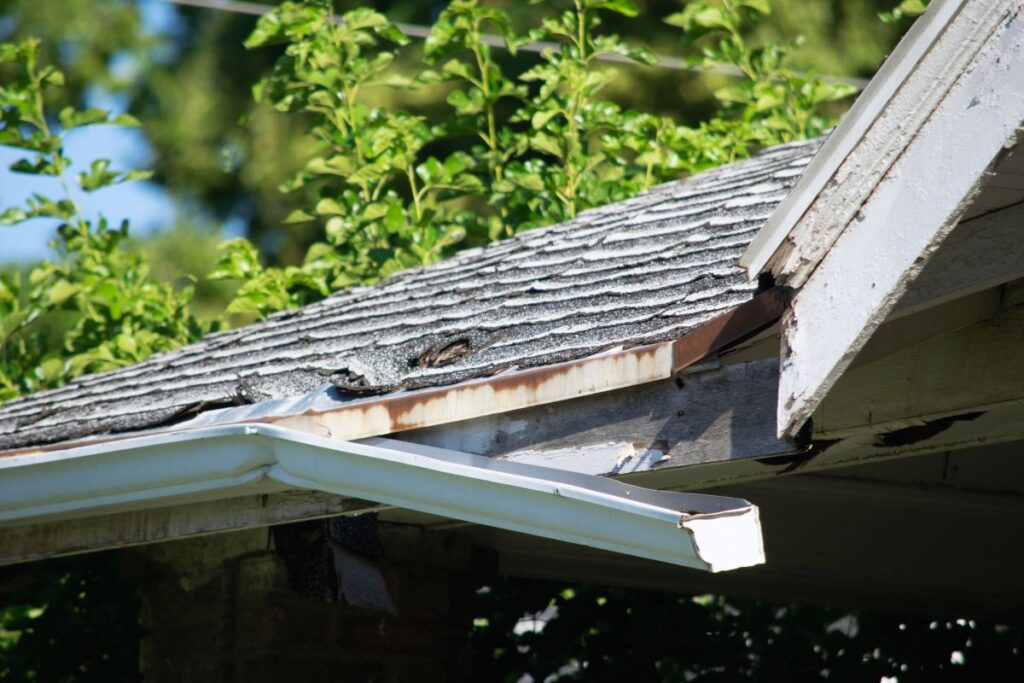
(739, 0, 965, 278)
(0, 424, 763, 573)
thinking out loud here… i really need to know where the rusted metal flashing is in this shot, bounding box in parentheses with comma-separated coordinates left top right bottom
(273, 287, 789, 440)
(671, 287, 789, 374)
(0, 289, 787, 458)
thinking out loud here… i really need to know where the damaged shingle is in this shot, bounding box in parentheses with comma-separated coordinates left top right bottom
(0, 138, 820, 451)
(416, 338, 473, 369)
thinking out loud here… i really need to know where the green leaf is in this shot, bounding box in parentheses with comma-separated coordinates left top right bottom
(306, 156, 355, 176)
(41, 67, 64, 87)
(714, 85, 751, 104)
(209, 239, 263, 280)
(0, 207, 28, 226)
(314, 197, 346, 216)
(384, 203, 406, 233)
(738, 0, 771, 14)
(362, 203, 390, 220)
(284, 209, 315, 224)
(512, 173, 545, 191)
(58, 107, 110, 130)
(344, 8, 388, 32)
(447, 89, 483, 115)
(244, 11, 284, 48)
(77, 159, 119, 192)
(530, 133, 563, 158)
(47, 279, 81, 305)
(691, 7, 729, 29)
(8, 157, 58, 176)
(588, 0, 639, 17)
(531, 110, 560, 129)
(112, 114, 142, 127)
(441, 58, 473, 81)
(123, 169, 154, 182)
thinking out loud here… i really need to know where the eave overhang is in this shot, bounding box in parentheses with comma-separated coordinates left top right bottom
(1, 287, 788, 459)
(739, 0, 971, 282)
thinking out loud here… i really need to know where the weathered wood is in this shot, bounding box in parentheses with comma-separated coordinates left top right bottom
(897, 201, 1024, 316)
(852, 287, 1001, 368)
(399, 318, 1024, 491)
(814, 299, 1024, 439)
(740, 0, 977, 278)
(401, 358, 796, 477)
(959, 142, 1024, 220)
(11, 295, 1024, 566)
(722, 286, 1003, 373)
(0, 491, 387, 566)
(395, 293, 1024, 492)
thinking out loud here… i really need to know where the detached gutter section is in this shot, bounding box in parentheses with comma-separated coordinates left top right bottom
(0, 424, 763, 573)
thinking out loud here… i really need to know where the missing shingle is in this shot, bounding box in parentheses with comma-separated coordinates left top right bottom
(415, 338, 472, 369)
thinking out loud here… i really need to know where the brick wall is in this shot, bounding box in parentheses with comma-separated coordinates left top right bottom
(136, 524, 481, 682)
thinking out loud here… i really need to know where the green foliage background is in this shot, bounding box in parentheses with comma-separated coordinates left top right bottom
(6, 1, 1019, 682)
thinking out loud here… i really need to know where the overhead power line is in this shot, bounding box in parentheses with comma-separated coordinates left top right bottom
(161, 0, 869, 89)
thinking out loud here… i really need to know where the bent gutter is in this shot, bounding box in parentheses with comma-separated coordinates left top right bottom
(3, 287, 789, 458)
(0, 424, 764, 573)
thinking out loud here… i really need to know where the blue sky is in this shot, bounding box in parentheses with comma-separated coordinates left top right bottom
(0, 0, 183, 265)
(0, 127, 176, 263)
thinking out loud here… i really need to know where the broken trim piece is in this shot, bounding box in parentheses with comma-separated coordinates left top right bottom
(2, 288, 788, 458)
(0, 424, 764, 572)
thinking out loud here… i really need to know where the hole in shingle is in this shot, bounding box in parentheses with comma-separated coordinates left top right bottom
(331, 367, 370, 390)
(415, 338, 472, 369)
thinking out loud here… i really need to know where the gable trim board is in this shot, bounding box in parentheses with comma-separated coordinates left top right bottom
(740, 0, 970, 279)
(748, 0, 1024, 437)
(0, 424, 764, 573)
(740, 0, 1014, 284)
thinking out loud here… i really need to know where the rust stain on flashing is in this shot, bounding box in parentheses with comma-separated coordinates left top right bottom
(274, 341, 673, 441)
(1, 288, 789, 457)
(276, 287, 791, 442)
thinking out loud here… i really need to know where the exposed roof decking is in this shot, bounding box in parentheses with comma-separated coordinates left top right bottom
(0, 139, 818, 451)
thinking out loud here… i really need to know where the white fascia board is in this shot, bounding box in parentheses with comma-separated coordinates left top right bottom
(740, 0, 980, 281)
(0, 425, 763, 573)
(777, 7, 1024, 437)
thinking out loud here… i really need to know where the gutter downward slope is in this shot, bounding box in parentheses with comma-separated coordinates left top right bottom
(0, 424, 764, 573)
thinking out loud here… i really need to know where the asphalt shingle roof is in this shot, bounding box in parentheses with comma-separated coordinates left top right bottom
(0, 138, 818, 451)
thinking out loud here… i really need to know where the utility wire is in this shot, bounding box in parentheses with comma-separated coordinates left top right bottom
(162, 0, 869, 89)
